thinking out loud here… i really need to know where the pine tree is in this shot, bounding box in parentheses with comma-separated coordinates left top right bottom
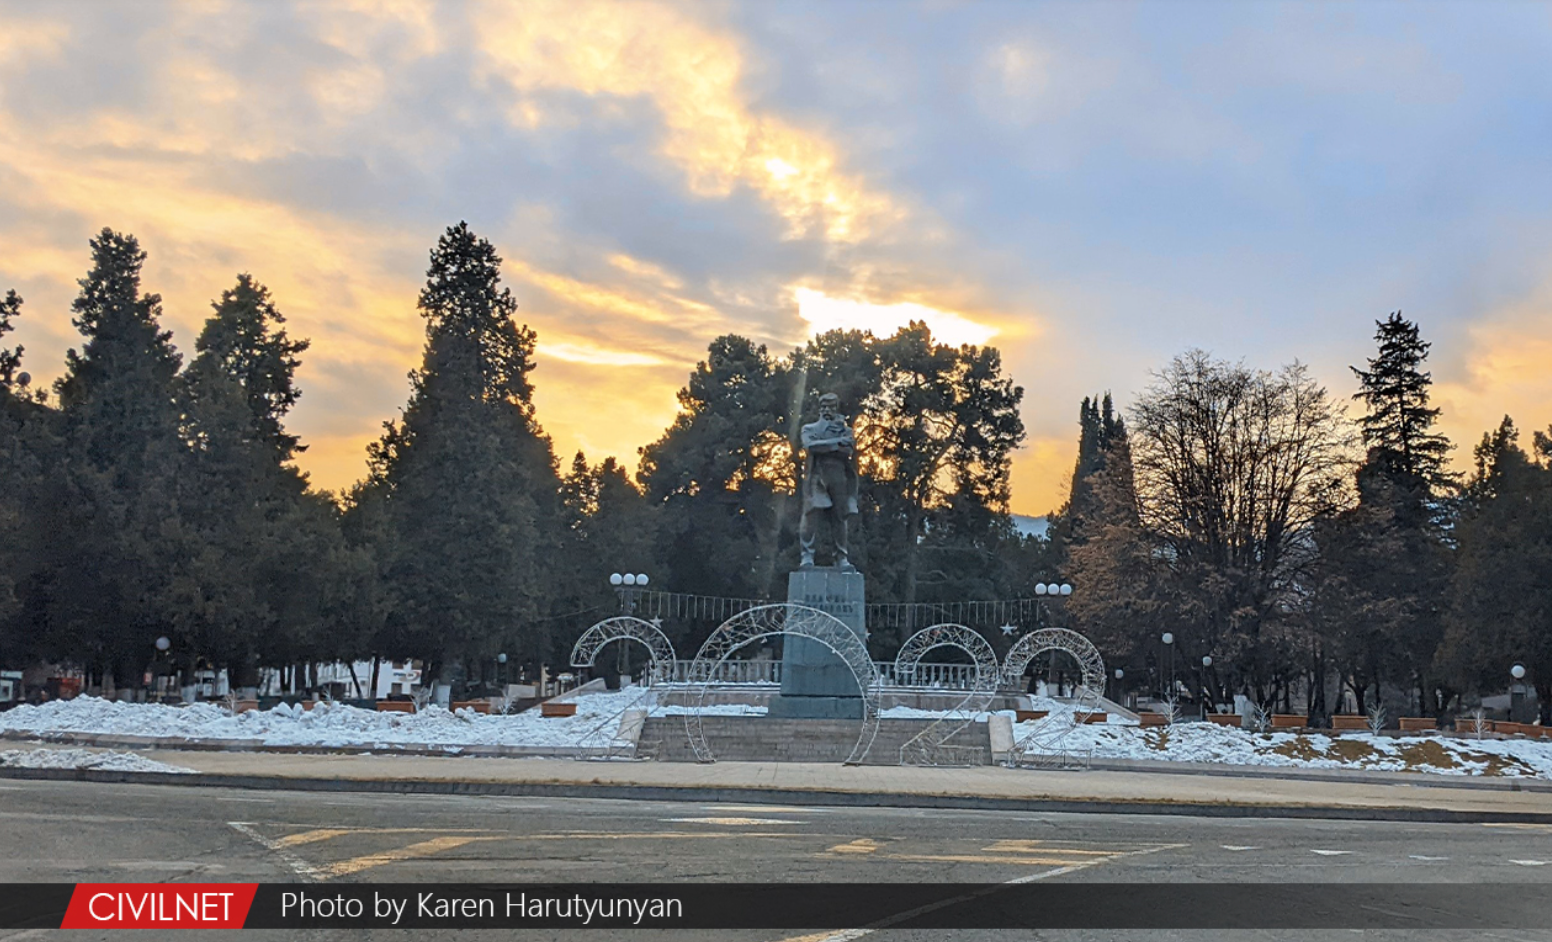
(1351, 311, 1454, 504)
(640, 335, 793, 599)
(187, 274, 309, 461)
(0, 289, 36, 636)
(46, 230, 195, 687)
(1053, 392, 1129, 549)
(1439, 418, 1552, 723)
(1342, 311, 1456, 715)
(180, 274, 369, 691)
(0, 290, 23, 391)
(357, 222, 561, 690)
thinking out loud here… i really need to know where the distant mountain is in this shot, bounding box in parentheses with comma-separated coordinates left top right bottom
(1011, 514, 1050, 540)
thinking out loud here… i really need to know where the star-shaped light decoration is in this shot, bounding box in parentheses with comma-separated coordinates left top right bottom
(1000, 624, 1018, 637)
(650, 617, 663, 629)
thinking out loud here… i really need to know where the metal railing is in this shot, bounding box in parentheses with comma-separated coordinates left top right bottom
(660, 659, 983, 689)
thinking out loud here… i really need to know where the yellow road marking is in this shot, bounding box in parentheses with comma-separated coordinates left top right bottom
(664, 816, 802, 826)
(882, 853, 1105, 866)
(982, 840, 1115, 856)
(320, 836, 500, 878)
(828, 839, 883, 855)
(274, 829, 355, 848)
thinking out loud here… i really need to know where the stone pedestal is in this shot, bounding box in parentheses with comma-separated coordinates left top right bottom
(768, 568, 867, 719)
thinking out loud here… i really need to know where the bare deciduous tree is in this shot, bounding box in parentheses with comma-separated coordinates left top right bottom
(1070, 349, 1355, 706)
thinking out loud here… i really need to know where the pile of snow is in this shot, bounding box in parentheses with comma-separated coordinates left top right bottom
(0, 691, 766, 751)
(0, 747, 195, 774)
(1015, 709, 1552, 779)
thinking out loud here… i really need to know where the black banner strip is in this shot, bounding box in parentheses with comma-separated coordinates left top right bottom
(6, 883, 1552, 930)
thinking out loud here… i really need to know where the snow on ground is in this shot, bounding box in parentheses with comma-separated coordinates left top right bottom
(1015, 705, 1552, 778)
(0, 747, 195, 774)
(0, 690, 763, 750)
(4, 693, 1549, 777)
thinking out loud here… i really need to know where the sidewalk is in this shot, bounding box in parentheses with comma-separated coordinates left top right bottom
(4, 741, 1551, 823)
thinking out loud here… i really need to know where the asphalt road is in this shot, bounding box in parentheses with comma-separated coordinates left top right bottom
(1, 779, 1550, 942)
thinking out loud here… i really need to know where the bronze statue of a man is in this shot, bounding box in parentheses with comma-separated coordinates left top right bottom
(799, 393, 860, 569)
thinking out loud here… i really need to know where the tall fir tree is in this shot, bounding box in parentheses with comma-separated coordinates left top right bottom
(1052, 392, 1129, 552)
(180, 274, 372, 691)
(354, 222, 561, 689)
(1351, 311, 1454, 510)
(1334, 311, 1456, 716)
(0, 289, 37, 639)
(0, 290, 23, 391)
(1438, 418, 1552, 723)
(45, 230, 197, 686)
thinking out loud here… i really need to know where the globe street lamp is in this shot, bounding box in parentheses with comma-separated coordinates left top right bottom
(1200, 655, 1214, 717)
(150, 637, 171, 702)
(1511, 664, 1529, 722)
(1160, 633, 1175, 701)
(609, 573, 651, 678)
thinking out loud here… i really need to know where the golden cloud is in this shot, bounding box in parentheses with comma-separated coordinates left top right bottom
(792, 286, 1000, 348)
(472, 0, 905, 243)
(1434, 296, 1552, 466)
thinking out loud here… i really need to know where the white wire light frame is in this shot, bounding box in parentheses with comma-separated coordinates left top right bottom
(893, 623, 1001, 766)
(682, 603, 883, 765)
(568, 616, 679, 758)
(569, 616, 678, 685)
(1000, 627, 1107, 767)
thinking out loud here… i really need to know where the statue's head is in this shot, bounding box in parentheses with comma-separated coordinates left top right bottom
(818, 392, 841, 419)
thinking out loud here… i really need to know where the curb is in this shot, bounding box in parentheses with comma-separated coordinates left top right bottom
(7, 729, 1551, 794)
(0, 729, 623, 759)
(4, 766, 1552, 825)
(1082, 758, 1552, 793)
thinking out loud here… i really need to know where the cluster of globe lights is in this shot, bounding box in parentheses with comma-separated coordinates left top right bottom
(609, 573, 651, 586)
(1034, 583, 1073, 596)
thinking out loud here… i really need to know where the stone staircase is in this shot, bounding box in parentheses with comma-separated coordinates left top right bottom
(636, 716, 993, 765)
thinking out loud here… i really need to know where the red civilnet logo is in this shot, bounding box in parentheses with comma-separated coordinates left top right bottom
(61, 884, 258, 929)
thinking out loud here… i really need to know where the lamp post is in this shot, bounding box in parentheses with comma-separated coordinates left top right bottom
(1161, 633, 1175, 701)
(1029, 582, 1073, 692)
(1511, 664, 1528, 723)
(609, 573, 650, 682)
(1200, 655, 1213, 717)
(152, 636, 171, 702)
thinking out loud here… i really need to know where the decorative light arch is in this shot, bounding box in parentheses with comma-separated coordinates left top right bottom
(683, 604, 882, 765)
(567, 616, 679, 759)
(893, 623, 1000, 766)
(999, 627, 1107, 766)
(1000, 627, 1105, 693)
(569, 616, 677, 684)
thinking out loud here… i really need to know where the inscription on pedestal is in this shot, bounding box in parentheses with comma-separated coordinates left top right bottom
(772, 568, 867, 717)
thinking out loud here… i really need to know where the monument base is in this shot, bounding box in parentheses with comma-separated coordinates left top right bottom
(780, 567, 867, 697)
(766, 695, 864, 720)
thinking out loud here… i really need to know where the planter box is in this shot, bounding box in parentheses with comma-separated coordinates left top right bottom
(1491, 720, 1536, 737)
(1398, 716, 1437, 732)
(1270, 714, 1304, 729)
(540, 701, 578, 718)
(1136, 713, 1169, 727)
(1206, 713, 1243, 727)
(1328, 715, 1369, 731)
(1080, 712, 1108, 725)
(230, 699, 259, 714)
(1014, 710, 1048, 722)
(375, 701, 416, 713)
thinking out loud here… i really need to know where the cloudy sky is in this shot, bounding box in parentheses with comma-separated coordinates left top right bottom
(1, 0, 1549, 514)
